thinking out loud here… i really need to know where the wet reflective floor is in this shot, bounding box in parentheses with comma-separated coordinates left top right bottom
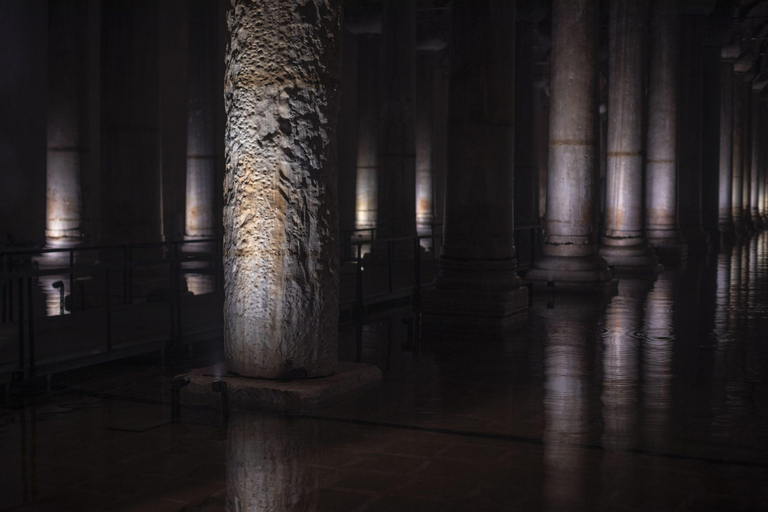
(2, 235, 768, 511)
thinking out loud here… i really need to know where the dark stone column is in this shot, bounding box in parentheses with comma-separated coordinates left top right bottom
(760, 97, 768, 226)
(223, 0, 342, 379)
(731, 57, 750, 234)
(677, 13, 709, 248)
(101, 0, 163, 243)
(701, 43, 721, 240)
(0, 0, 47, 243)
(598, 0, 659, 273)
(423, 0, 527, 332)
(718, 46, 739, 238)
(184, 0, 216, 239)
(645, 0, 687, 263)
(46, 0, 89, 244)
(377, 0, 416, 240)
(355, 35, 380, 231)
(337, 30, 359, 234)
(750, 81, 766, 228)
(526, 0, 614, 293)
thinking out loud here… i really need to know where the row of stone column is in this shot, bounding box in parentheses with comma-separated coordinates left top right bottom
(41, 0, 224, 247)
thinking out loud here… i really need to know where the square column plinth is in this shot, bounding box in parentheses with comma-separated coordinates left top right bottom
(182, 362, 381, 414)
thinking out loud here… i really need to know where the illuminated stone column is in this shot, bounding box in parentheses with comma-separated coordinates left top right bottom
(526, 0, 614, 292)
(184, 0, 217, 239)
(645, 0, 686, 261)
(46, 0, 88, 243)
(677, 12, 708, 248)
(355, 35, 380, 231)
(598, 0, 658, 273)
(718, 46, 739, 237)
(750, 81, 766, 228)
(223, 0, 342, 379)
(377, 0, 416, 239)
(423, 0, 527, 331)
(415, 51, 435, 240)
(731, 57, 750, 234)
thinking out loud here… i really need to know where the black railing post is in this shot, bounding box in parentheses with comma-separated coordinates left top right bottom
(413, 237, 421, 361)
(105, 268, 112, 352)
(18, 278, 24, 375)
(356, 243, 364, 363)
(27, 277, 35, 378)
(69, 250, 74, 310)
(387, 241, 394, 293)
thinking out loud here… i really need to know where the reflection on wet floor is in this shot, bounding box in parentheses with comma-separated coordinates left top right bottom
(3, 234, 768, 511)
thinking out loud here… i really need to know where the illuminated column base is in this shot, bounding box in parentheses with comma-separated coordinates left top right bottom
(223, 0, 341, 379)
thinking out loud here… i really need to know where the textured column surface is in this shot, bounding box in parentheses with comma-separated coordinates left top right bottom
(740, 69, 753, 232)
(423, 0, 527, 331)
(185, 0, 217, 239)
(718, 47, 738, 235)
(677, 14, 708, 246)
(46, 0, 87, 242)
(599, 0, 658, 272)
(376, 0, 416, 239)
(645, 0, 683, 251)
(731, 60, 748, 233)
(223, 0, 342, 379)
(526, 0, 613, 292)
(354, 35, 379, 230)
(750, 81, 765, 227)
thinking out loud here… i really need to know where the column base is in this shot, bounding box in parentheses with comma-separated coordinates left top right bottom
(182, 362, 382, 414)
(598, 243, 662, 275)
(421, 286, 529, 337)
(525, 254, 617, 295)
(752, 214, 764, 230)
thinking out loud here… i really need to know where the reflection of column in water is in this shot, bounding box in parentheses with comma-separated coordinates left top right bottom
(740, 239, 750, 312)
(227, 414, 318, 511)
(601, 279, 648, 450)
(542, 300, 598, 510)
(642, 273, 675, 449)
(712, 244, 748, 438)
(748, 236, 758, 307)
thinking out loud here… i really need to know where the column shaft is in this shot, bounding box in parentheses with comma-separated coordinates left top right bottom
(732, 70, 746, 232)
(677, 14, 708, 246)
(645, 0, 684, 259)
(701, 45, 721, 238)
(47, 0, 88, 243)
(599, 0, 658, 272)
(526, 0, 613, 292)
(223, 0, 342, 379)
(760, 100, 768, 224)
(101, 0, 163, 243)
(718, 50, 737, 235)
(423, 0, 527, 332)
(750, 83, 765, 227)
(415, 51, 435, 238)
(377, 1, 416, 239)
(741, 76, 752, 231)
(355, 35, 380, 230)
(185, 0, 216, 238)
